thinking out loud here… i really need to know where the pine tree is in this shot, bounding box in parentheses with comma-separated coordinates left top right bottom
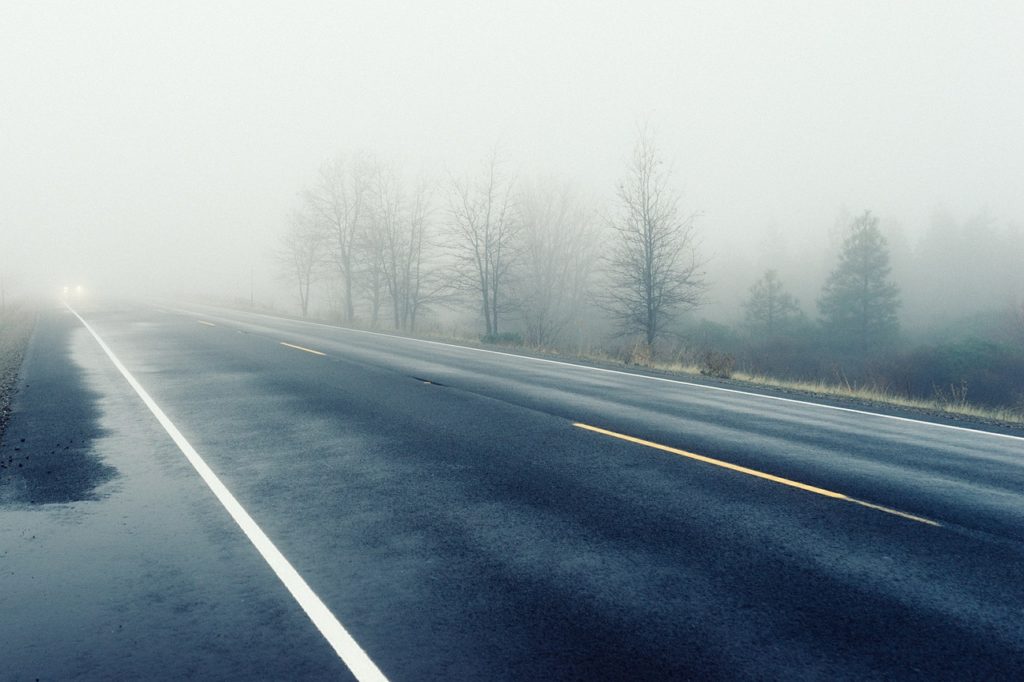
(818, 211, 901, 353)
(743, 269, 801, 339)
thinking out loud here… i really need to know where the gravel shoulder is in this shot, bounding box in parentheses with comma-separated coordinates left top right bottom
(0, 305, 36, 446)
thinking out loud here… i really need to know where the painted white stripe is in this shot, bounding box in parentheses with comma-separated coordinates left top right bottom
(169, 303, 1024, 443)
(281, 341, 327, 356)
(65, 304, 388, 682)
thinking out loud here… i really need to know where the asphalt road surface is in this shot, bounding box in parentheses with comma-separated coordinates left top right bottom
(3, 299, 1024, 680)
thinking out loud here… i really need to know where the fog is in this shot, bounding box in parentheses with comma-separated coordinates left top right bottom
(3, 3, 1023, 338)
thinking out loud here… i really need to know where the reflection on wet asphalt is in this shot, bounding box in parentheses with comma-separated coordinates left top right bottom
(0, 307, 117, 506)
(0, 304, 348, 681)
(5, 300, 1024, 680)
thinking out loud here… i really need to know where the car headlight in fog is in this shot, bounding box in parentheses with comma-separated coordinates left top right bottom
(60, 284, 85, 297)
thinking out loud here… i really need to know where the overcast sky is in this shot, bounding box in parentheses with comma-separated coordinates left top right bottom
(2, 1, 1022, 300)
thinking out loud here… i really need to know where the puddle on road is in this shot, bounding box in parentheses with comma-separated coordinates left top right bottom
(0, 311, 117, 507)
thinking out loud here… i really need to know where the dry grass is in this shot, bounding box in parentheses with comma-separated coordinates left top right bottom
(618, 358, 1024, 426)
(561, 346, 1023, 426)
(727, 371, 1024, 425)
(214, 299, 1024, 427)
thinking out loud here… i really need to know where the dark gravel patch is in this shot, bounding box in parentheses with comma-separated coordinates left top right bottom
(0, 306, 36, 446)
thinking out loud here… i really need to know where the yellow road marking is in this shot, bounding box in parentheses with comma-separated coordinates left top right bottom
(198, 321, 216, 327)
(280, 341, 326, 357)
(573, 422, 940, 527)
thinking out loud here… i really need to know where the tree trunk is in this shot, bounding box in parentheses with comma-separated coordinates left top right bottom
(343, 266, 354, 323)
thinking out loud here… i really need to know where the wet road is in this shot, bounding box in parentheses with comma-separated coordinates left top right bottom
(2, 299, 1024, 680)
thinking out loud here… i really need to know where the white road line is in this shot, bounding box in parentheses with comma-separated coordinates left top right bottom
(168, 303, 1024, 443)
(65, 303, 388, 682)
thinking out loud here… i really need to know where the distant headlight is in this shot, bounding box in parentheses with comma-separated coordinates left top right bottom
(76, 285, 84, 294)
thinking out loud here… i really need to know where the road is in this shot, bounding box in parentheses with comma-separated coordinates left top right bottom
(2, 298, 1024, 680)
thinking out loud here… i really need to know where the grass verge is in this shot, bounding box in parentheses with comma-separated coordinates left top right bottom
(727, 371, 1024, 426)
(615, 357, 1024, 427)
(188, 297, 1024, 429)
(492, 344, 1024, 427)
(374, 328, 1024, 427)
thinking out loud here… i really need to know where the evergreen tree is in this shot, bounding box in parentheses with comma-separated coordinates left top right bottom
(743, 269, 801, 338)
(818, 211, 901, 353)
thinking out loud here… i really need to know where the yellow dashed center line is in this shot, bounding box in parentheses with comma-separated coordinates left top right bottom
(280, 341, 327, 357)
(198, 321, 216, 327)
(573, 422, 940, 527)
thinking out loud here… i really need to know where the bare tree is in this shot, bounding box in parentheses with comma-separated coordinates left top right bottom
(447, 151, 519, 337)
(304, 154, 370, 323)
(358, 202, 387, 327)
(390, 177, 438, 331)
(360, 161, 442, 332)
(602, 127, 706, 350)
(364, 162, 398, 328)
(278, 209, 328, 319)
(514, 180, 597, 346)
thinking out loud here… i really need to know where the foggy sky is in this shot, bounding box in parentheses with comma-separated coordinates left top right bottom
(3, 1, 1023, 306)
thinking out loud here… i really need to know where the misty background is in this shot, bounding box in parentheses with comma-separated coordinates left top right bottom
(3, 1, 1023, 408)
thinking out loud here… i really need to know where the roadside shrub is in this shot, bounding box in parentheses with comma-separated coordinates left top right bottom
(480, 332, 524, 347)
(899, 339, 1024, 408)
(627, 340, 652, 366)
(699, 350, 735, 379)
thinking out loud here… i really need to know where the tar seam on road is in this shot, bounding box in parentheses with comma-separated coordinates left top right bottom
(574, 422, 941, 527)
(65, 303, 389, 682)
(280, 341, 327, 356)
(168, 303, 1024, 443)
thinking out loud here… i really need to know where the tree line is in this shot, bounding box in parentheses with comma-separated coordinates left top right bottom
(283, 129, 903, 354)
(278, 130, 1023, 413)
(717, 211, 1023, 411)
(280, 128, 709, 350)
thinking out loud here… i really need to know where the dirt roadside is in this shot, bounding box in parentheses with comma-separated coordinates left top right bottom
(0, 305, 36, 445)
